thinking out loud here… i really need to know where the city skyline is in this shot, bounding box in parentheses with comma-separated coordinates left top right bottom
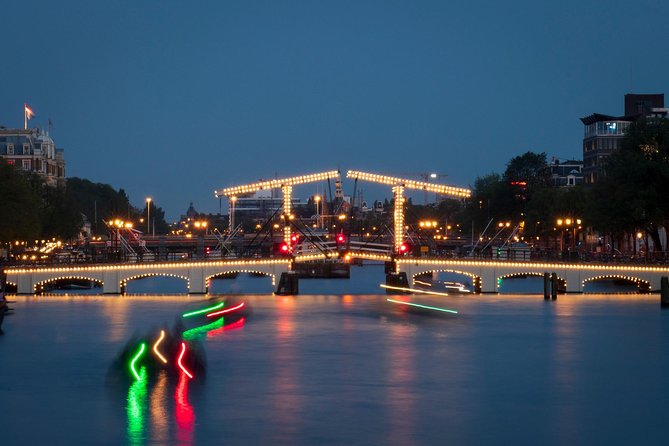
(2, 0, 668, 220)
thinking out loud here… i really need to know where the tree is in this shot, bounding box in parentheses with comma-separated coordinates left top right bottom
(0, 161, 41, 242)
(590, 117, 669, 251)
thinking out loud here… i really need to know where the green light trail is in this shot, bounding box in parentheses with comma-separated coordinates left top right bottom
(182, 301, 225, 318)
(386, 298, 458, 314)
(182, 317, 225, 340)
(129, 343, 146, 381)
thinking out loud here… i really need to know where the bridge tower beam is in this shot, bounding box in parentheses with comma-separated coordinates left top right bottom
(392, 185, 405, 252)
(282, 185, 293, 246)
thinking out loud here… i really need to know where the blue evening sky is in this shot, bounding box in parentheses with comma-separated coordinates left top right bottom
(2, 0, 668, 220)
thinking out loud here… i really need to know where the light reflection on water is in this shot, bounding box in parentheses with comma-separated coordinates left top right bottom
(1, 286, 668, 444)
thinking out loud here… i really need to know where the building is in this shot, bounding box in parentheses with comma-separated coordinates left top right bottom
(549, 157, 583, 187)
(233, 189, 301, 220)
(0, 126, 65, 187)
(580, 93, 665, 184)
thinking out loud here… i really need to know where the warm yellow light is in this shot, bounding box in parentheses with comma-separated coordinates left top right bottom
(346, 170, 471, 197)
(216, 170, 340, 196)
(565, 218, 572, 226)
(557, 219, 563, 226)
(576, 219, 582, 225)
(146, 197, 152, 203)
(338, 214, 346, 220)
(637, 232, 643, 239)
(314, 195, 321, 203)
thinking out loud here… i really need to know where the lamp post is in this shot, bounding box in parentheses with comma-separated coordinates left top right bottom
(146, 197, 152, 234)
(314, 195, 321, 228)
(556, 217, 581, 258)
(229, 196, 237, 232)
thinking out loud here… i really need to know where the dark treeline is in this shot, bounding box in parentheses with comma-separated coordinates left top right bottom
(0, 165, 169, 243)
(2, 117, 668, 250)
(416, 117, 669, 253)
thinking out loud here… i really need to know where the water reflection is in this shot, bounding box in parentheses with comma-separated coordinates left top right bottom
(270, 296, 303, 442)
(126, 367, 148, 445)
(149, 370, 169, 443)
(386, 323, 417, 445)
(175, 372, 195, 444)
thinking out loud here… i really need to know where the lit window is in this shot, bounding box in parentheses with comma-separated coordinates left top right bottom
(606, 122, 617, 134)
(22, 159, 31, 170)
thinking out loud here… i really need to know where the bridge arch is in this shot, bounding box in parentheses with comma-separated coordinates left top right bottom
(120, 273, 190, 294)
(34, 276, 104, 294)
(582, 275, 651, 293)
(496, 272, 567, 293)
(3, 281, 17, 293)
(412, 269, 482, 293)
(206, 269, 276, 293)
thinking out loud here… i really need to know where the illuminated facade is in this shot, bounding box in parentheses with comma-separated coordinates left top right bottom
(0, 126, 65, 187)
(581, 93, 665, 184)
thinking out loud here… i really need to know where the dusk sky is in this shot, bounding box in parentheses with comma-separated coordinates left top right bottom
(2, 0, 668, 220)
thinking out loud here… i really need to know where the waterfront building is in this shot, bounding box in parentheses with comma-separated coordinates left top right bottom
(548, 157, 583, 187)
(0, 126, 65, 187)
(234, 189, 301, 220)
(580, 93, 665, 184)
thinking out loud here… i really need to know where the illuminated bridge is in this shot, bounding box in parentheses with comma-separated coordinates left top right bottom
(5, 259, 290, 295)
(395, 258, 669, 293)
(6, 169, 668, 295)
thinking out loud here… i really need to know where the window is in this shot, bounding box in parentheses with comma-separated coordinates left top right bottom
(23, 143, 29, 155)
(22, 159, 31, 170)
(7, 143, 14, 155)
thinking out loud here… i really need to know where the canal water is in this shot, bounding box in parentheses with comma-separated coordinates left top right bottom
(1, 265, 668, 445)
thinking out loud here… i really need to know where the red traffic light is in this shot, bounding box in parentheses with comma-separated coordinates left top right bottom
(275, 242, 292, 256)
(336, 234, 346, 244)
(398, 242, 410, 254)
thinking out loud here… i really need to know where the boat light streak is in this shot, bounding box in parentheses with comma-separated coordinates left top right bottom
(130, 343, 147, 381)
(386, 298, 458, 314)
(380, 283, 450, 297)
(182, 317, 226, 340)
(177, 342, 194, 379)
(153, 330, 168, 364)
(182, 302, 224, 318)
(207, 317, 246, 338)
(206, 302, 245, 318)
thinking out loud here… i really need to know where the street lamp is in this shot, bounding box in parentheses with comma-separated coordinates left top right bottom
(314, 195, 321, 228)
(146, 197, 152, 234)
(229, 196, 237, 231)
(556, 217, 582, 254)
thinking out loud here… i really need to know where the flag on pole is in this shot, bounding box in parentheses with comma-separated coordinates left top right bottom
(24, 103, 35, 129)
(25, 104, 35, 120)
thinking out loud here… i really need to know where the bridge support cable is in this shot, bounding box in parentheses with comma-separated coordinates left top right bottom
(289, 220, 332, 258)
(214, 170, 341, 255)
(501, 224, 522, 248)
(240, 206, 284, 257)
(346, 170, 471, 256)
(470, 218, 494, 256)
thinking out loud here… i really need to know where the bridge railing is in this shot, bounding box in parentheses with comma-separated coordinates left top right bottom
(5, 247, 669, 268)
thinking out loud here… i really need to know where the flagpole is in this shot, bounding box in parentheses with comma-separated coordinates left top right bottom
(24, 104, 27, 130)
